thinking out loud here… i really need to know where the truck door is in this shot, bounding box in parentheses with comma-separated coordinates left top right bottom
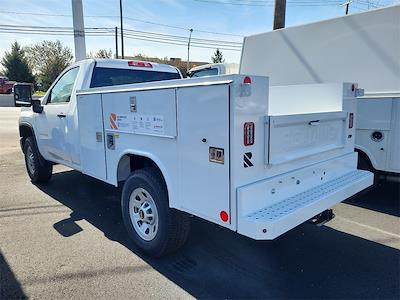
(35, 67, 80, 165)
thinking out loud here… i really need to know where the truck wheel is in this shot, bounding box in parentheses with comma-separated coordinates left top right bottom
(121, 168, 190, 257)
(23, 136, 53, 183)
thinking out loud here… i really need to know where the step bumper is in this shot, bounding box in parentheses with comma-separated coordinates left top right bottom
(237, 170, 373, 240)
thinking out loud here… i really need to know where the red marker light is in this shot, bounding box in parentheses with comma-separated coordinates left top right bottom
(220, 211, 229, 222)
(351, 84, 355, 92)
(243, 76, 252, 84)
(128, 61, 153, 68)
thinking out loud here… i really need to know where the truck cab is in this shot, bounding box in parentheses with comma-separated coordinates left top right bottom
(0, 76, 15, 94)
(19, 59, 182, 171)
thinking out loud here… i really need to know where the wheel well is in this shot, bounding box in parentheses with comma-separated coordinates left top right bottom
(19, 124, 34, 147)
(117, 154, 165, 185)
(356, 149, 375, 171)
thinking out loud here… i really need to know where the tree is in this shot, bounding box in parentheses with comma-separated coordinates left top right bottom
(26, 40, 73, 90)
(1, 42, 35, 83)
(88, 49, 113, 59)
(211, 48, 225, 63)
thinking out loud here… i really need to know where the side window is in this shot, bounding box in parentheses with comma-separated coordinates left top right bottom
(48, 67, 79, 104)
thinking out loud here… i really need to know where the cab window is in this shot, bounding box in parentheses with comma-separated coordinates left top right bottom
(48, 67, 79, 104)
(189, 68, 218, 78)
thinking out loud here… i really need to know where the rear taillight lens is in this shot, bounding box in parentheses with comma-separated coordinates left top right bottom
(349, 113, 354, 128)
(244, 122, 255, 146)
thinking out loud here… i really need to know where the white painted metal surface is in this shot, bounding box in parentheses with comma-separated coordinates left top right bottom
(239, 169, 373, 240)
(240, 5, 400, 93)
(77, 93, 107, 181)
(177, 84, 230, 223)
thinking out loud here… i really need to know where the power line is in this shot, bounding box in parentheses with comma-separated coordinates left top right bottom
(192, 0, 345, 6)
(0, 24, 243, 52)
(0, 10, 244, 37)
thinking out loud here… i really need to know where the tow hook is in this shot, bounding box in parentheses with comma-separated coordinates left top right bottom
(308, 209, 335, 226)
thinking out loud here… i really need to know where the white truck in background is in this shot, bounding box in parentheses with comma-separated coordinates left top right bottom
(241, 5, 400, 178)
(188, 63, 239, 78)
(17, 58, 372, 257)
(191, 5, 400, 179)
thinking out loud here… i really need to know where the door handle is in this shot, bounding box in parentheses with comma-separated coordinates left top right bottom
(57, 113, 66, 118)
(308, 120, 320, 126)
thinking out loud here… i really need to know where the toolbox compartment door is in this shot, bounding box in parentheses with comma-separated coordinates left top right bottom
(77, 94, 107, 181)
(177, 84, 231, 225)
(268, 111, 347, 165)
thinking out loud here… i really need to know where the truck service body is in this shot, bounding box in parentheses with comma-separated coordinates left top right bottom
(190, 5, 400, 177)
(19, 58, 373, 256)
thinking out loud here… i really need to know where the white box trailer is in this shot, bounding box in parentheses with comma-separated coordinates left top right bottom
(240, 5, 400, 175)
(76, 75, 372, 247)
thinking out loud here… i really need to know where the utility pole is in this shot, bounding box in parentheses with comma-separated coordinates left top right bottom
(71, 0, 86, 61)
(119, 0, 124, 58)
(115, 26, 118, 59)
(187, 28, 193, 73)
(273, 0, 286, 30)
(342, 1, 353, 15)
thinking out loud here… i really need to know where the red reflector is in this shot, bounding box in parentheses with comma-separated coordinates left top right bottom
(244, 122, 255, 146)
(351, 84, 355, 92)
(243, 76, 252, 84)
(128, 61, 153, 68)
(349, 113, 354, 128)
(220, 211, 229, 222)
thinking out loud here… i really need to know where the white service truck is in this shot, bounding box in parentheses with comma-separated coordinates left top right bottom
(18, 58, 373, 257)
(241, 5, 400, 178)
(190, 5, 400, 179)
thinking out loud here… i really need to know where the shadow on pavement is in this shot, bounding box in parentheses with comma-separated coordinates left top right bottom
(345, 180, 400, 217)
(35, 170, 400, 299)
(0, 251, 27, 299)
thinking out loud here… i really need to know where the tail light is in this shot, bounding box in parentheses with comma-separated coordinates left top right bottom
(244, 122, 255, 146)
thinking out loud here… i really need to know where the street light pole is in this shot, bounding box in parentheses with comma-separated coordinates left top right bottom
(187, 28, 193, 73)
(273, 0, 286, 30)
(119, 0, 124, 58)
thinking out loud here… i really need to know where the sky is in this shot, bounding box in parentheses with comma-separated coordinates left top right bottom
(0, 0, 399, 65)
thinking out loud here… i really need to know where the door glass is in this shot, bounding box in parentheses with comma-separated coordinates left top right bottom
(49, 67, 79, 104)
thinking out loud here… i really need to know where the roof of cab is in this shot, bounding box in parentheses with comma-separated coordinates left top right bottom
(93, 58, 180, 74)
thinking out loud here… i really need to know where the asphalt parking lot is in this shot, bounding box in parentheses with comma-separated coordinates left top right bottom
(1, 106, 399, 299)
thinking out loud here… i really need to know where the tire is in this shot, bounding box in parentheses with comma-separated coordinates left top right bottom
(23, 136, 53, 183)
(121, 168, 190, 257)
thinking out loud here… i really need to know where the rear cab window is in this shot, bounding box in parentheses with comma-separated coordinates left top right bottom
(90, 67, 181, 88)
(189, 68, 218, 78)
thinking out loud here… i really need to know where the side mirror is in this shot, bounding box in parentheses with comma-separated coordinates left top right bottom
(14, 84, 33, 107)
(32, 99, 43, 114)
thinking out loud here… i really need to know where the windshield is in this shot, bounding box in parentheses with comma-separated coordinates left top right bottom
(90, 67, 181, 88)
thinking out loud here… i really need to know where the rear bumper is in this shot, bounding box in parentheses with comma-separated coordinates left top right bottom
(237, 169, 373, 240)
